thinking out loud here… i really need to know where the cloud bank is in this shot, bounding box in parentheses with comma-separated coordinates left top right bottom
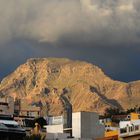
(0, 0, 140, 46)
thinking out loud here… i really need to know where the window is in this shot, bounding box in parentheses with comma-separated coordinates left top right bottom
(38, 111, 40, 116)
(135, 125, 139, 131)
(27, 111, 29, 116)
(120, 128, 127, 134)
(129, 126, 133, 132)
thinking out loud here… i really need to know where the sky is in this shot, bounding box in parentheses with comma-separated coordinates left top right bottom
(0, 0, 140, 82)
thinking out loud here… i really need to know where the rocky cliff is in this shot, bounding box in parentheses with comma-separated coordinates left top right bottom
(0, 58, 140, 115)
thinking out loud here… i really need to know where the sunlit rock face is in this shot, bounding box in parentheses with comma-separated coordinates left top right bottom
(0, 58, 140, 115)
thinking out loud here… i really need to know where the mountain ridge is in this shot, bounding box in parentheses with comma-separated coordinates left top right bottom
(0, 58, 140, 115)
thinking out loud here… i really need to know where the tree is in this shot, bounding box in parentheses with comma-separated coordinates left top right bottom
(104, 107, 126, 117)
(34, 117, 47, 128)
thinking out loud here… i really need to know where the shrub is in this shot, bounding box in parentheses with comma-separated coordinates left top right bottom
(24, 134, 45, 140)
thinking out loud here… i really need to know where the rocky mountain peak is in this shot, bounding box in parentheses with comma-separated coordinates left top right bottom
(0, 58, 140, 115)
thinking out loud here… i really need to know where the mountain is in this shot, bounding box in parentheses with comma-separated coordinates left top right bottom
(0, 58, 140, 116)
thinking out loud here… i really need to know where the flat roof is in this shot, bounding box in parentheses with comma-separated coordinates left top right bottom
(0, 120, 18, 126)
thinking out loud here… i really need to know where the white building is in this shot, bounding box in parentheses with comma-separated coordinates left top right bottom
(72, 112, 105, 139)
(119, 120, 140, 138)
(45, 111, 105, 140)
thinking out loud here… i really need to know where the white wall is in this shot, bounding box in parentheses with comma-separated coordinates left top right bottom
(119, 121, 131, 128)
(46, 133, 70, 140)
(72, 112, 81, 138)
(46, 124, 64, 133)
(45, 112, 105, 139)
(72, 112, 105, 139)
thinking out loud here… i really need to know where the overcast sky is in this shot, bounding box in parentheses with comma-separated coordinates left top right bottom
(0, 0, 140, 82)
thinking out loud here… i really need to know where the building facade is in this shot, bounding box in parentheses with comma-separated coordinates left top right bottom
(0, 96, 14, 116)
(45, 111, 105, 139)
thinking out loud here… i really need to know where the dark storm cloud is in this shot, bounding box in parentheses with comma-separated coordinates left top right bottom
(1, 39, 140, 83)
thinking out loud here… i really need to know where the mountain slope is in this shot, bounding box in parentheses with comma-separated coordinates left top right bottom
(0, 58, 140, 115)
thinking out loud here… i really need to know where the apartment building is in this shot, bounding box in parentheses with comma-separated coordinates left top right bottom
(0, 96, 14, 116)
